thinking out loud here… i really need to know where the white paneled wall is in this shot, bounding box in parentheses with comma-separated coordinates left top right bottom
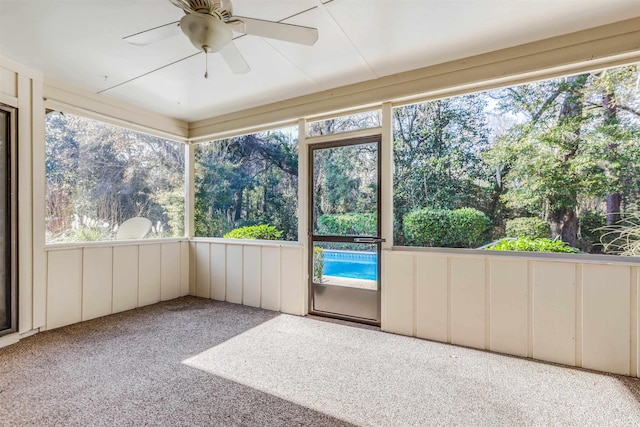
(190, 240, 305, 316)
(39, 237, 640, 380)
(45, 241, 189, 331)
(383, 250, 640, 377)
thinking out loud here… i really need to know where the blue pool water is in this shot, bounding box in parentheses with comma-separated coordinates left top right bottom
(323, 250, 377, 280)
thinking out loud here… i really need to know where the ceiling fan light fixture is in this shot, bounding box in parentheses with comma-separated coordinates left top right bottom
(179, 13, 231, 53)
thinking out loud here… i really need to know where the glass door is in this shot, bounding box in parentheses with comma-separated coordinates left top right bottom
(308, 135, 382, 324)
(0, 104, 17, 337)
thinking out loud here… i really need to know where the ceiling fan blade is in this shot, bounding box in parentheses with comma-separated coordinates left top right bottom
(231, 17, 318, 46)
(219, 42, 250, 74)
(123, 21, 181, 46)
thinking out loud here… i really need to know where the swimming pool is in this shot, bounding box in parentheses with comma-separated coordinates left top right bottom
(323, 250, 377, 281)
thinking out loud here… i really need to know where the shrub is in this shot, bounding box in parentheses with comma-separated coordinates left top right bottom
(578, 211, 606, 251)
(505, 217, 550, 239)
(486, 237, 580, 253)
(223, 224, 283, 240)
(313, 246, 324, 283)
(403, 207, 491, 248)
(317, 213, 376, 236)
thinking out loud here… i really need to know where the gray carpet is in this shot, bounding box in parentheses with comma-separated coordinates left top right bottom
(0, 297, 639, 426)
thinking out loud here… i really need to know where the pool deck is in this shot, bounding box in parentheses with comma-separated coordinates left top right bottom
(323, 275, 377, 290)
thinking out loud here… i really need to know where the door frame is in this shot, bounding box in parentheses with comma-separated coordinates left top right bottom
(307, 134, 382, 325)
(0, 103, 18, 337)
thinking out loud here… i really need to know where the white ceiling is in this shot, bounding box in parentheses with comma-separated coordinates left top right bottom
(1, 0, 639, 122)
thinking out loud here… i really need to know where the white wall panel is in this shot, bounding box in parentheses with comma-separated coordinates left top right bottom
(125, 236, 639, 378)
(243, 246, 261, 308)
(161, 242, 181, 301)
(490, 259, 528, 357)
(533, 262, 576, 366)
(113, 245, 139, 313)
(180, 241, 189, 296)
(582, 264, 630, 375)
(382, 252, 414, 336)
(82, 247, 113, 321)
(195, 242, 210, 298)
(0, 66, 17, 97)
(30, 77, 46, 330)
(226, 245, 244, 304)
(138, 244, 161, 307)
(280, 246, 303, 315)
(47, 250, 82, 330)
(450, 257, 486, 350)
(261, 246, 280, 311)
(210, 243, 226, 301)
(415, 254, 447, 342)
(17, 71, 33, 332)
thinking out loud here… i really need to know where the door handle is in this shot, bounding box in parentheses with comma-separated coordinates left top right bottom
(353, 237, 386, 243)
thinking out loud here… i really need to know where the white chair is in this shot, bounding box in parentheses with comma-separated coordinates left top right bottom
(115, 217, 152, 240)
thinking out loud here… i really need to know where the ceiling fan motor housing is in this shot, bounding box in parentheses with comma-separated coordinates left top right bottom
(180, 13, 231, 53)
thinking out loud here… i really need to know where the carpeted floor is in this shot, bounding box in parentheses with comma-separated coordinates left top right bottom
(1, 296, 639, 426)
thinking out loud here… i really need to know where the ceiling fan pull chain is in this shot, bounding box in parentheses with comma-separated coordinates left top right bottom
(204, 52, 209, 79)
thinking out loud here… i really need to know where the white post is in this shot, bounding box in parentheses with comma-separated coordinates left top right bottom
(185, 143, 195, 239)
(381, 102, 393, 250)
(297, 118, 309, 315)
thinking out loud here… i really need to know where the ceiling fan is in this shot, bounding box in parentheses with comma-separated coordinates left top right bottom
(123, 0, 319, 77)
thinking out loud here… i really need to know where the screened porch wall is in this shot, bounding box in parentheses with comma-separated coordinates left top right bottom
(45, 241, 189, 330)
(383, 250, 639, 378)
(190, 240, 305, 316)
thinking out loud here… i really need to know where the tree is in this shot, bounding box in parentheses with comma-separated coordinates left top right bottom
(393, 95, 492, 243)
(194, 128, 299, 240)
(583, 65, 640, 224)
(45, 112, 185, 241)
(485, 68, 640, 248)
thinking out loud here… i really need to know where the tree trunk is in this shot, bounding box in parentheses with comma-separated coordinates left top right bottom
(603, 92, 621, 225)
(550, 208, 578, 247)
(550, 75, 585, 246)
(606, 193, 621, 225)
(233, 188, 243, 223)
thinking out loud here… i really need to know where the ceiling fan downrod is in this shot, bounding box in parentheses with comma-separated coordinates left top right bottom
(204, 51, 209, 78)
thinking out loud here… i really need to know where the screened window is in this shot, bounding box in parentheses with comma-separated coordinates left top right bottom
(194, 126, 298, 241)
(308, 110, 381, 137)
(45, 112, 185, 243)
(393, 63, 640, 256)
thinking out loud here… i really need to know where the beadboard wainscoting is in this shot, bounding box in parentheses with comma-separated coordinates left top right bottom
(45, 241, 189, 330)
(383, 249, 639, 377)
(190, 240, 305, 316)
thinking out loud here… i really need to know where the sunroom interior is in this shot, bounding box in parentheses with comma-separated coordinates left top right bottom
(2, 0, 640, 403)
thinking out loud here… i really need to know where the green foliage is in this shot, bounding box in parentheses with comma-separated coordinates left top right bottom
(223, 224, 283, 240)
(505, 217, 550, 239)
(393, 96, 492, 244)
(45, 112, 184, 243)
(195, 129, 299, 240)
(578, 211, 606, 251)
(317, 213, 377, 236)
(313, 246, 324, 283)
(403, 207, 491, 248)
(486, 237, 580, 253)
(313, 143, 378, 222)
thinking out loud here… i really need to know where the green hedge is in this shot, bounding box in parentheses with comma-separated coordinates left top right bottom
(505, 217, 551, 239)
(223, 224, 283, 240)
(317, 213, 376, 236)
(486, 237, 580, 253)
(403, 207, 491, 248)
